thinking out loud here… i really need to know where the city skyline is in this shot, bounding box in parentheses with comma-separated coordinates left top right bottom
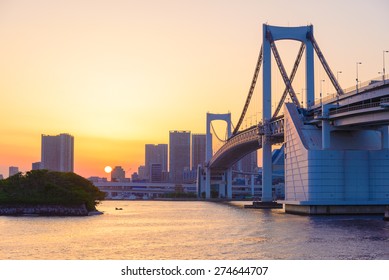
(41, 133, 74, 172)
(1, 0, 388, 178)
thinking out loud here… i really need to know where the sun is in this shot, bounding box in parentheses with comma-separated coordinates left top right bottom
(104, 166, 112, 173)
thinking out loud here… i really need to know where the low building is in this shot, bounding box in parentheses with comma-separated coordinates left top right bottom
(111, 166, 125, 182)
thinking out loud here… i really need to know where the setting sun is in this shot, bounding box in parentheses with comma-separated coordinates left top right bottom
(104, 166, 112, 173)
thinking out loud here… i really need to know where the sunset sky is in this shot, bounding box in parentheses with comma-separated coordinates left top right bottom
(1, 0, 388, 178)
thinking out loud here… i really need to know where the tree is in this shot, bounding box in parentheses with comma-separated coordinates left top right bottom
(0, 170, 106, 211)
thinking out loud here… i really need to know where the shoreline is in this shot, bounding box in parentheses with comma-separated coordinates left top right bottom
(0, 203, 102, 217)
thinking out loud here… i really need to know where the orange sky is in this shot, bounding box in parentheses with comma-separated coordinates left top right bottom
(1, 0, 388, 178)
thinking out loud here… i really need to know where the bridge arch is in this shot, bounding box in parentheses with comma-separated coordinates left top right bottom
(204, 112, 232, 199)
(206, 113, 232, 162)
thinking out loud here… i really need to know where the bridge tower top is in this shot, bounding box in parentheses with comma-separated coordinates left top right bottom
(262, 24, 344, 122)
(262, 24, 315, 123)
(206, 112, 231, 162)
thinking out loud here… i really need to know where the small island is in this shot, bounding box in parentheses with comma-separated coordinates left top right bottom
(0, 169, 105, 216)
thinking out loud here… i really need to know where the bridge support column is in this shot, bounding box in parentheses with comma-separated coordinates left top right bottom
(322, 120, 331, 149)
(322, 104, 337, 149)
(196, 165, 202, 198)
(381, 126, 389, 149)
(305, 35, 315, 107)
(205, 168, 211, 199)
(251, 174, 255, 197)
(262, 138, 273, 202)
(262, 25, 273, 203)
(219, 183, 225, 198)
(227, 168, 232, 199)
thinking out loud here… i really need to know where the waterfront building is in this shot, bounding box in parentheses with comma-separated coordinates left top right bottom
(169, 131, 190, 183)
(145, 144, 168, 181)
(88, 176, 108, 183)
(162, 171, 169, 182)
(236, 151, 258, 173)
(183, 168, 197, 183)
(32, 162, 42, 170)
(9, 166, 19, 177)
(137, 165, 147, 180)
(192, 134, 206, 171)
(150, 163, 162, 182)
(111, 166, 125, 182)
(41, 133, 74, 172)
(131, 172, 139, 182)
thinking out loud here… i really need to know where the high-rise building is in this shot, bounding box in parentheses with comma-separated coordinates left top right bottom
(145, 144, 168, 180)
(234, 151, 258, 173)
(41, 133, 74, 172)
(169, 131, 190, 183)
(138, 165, 147, 180)
(111, 166, 125, 182)
(32, 162, 42, 170)
(150, 163, 162, 182)
(9, 166, 19, 177)
(192, 134, 206, 171)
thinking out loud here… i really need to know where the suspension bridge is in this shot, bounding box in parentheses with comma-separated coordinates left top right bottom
(198, 24, 389, 214)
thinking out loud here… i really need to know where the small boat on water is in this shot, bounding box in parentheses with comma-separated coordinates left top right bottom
(115, 207, 123, 210)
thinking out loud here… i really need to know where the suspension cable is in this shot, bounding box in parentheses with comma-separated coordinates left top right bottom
(307, 32, 344, 96)
(210, 122, 227, 143)
(233, 45, 263, 135)
(272, 42, 305, 118)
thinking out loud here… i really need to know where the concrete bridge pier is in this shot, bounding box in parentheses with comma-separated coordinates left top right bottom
(205, 167, 211, 199)
(204, 167, 233, 199)
(226, 168, 232, 199)
(261, 136, 273, 202)
(381, 126, 389, 149)
(321, 104, 338, 149)
(251, 174, 255, 197)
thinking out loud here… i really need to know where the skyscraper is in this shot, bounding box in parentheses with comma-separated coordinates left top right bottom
(111, 166, 125, 182)
(145, 144, 168, 180)
(32, 162, 42, 170)
(9, 166, 19, 177)
(137, 165, 147, 181)
(150, 163, 163, 182)
(169, 131, 190, 183)
(234, 151, 258, 173)
(192, 134, 206, 171)
(41, 133, 74, 172)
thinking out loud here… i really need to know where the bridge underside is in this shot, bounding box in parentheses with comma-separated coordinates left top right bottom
(282, 102, 389, 214)
(210, 138, 260, 171)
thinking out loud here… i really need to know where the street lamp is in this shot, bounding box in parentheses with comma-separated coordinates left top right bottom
(383, 50, 389, 83)
(337, 71, 342, 82)
(356, 62, 362, 93)
(320, 79, 325, 104)
(301, 88, 305, 108)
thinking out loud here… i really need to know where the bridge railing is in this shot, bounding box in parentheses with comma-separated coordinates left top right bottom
(312, 74, 389, 107)
(209, 126, 260, 166)
(343, 74, 388, 94)
(330, 101, 379, 115)
(328, 97, 389, 116)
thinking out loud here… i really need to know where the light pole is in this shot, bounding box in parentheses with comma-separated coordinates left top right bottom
(320, 79, 325, 104)
(337, 71, 342, 83)
(383, 50, 389, 83)
(301, 88, 305, 108)
(356, 62, 362, 93)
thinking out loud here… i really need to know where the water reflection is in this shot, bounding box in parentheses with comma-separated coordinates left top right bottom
(0, 200, 388, 260)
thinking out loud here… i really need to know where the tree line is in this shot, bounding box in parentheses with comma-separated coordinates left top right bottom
(0, 169, 105, 211)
